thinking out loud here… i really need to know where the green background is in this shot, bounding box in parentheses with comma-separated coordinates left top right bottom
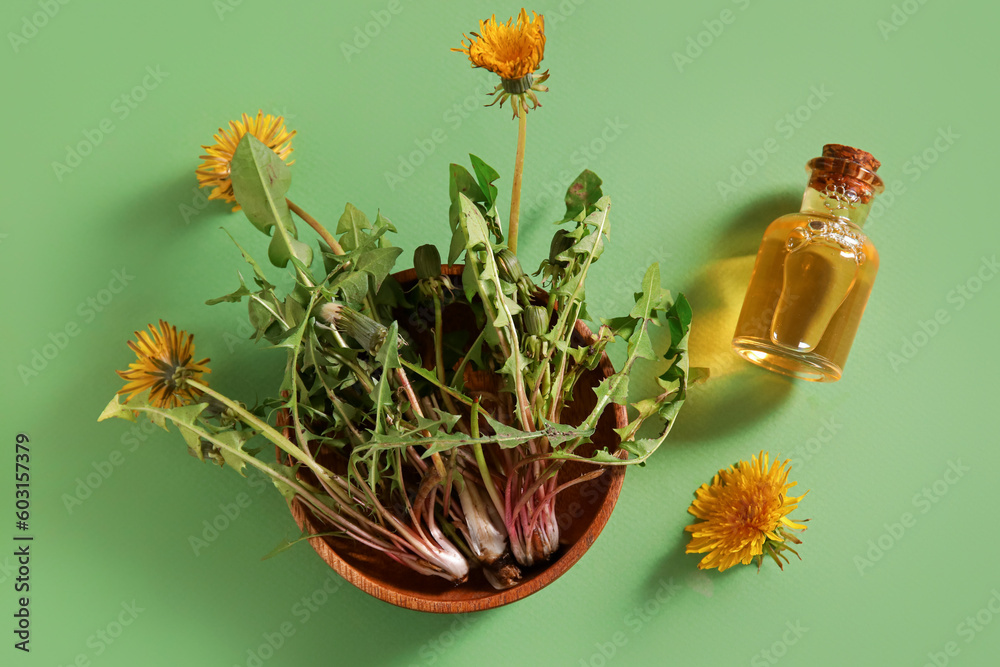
(3, 0, 998, 665)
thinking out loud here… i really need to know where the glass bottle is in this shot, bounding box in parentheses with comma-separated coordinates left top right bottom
(732, 144, 884, 382)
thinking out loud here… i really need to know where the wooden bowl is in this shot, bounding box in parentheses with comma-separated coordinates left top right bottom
(285, 265, 626, 612)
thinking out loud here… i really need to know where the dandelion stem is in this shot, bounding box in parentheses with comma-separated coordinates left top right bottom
(507, 106, 528, 254)
(471, 401, 505, 517)
(433, 294, 446, 385)
(187, 380, 326, 480)
(432, 293, 462, 417)
(287, 198, 345, 255)
(394, 367, 449, 480)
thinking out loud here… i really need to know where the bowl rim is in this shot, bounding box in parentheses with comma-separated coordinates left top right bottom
(282, 264, 627, 613)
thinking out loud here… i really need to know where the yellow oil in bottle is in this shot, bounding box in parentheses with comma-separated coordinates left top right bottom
(732, 145, 883, 382)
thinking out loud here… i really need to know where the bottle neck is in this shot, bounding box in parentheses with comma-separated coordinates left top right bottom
(799, 185, 873, 228)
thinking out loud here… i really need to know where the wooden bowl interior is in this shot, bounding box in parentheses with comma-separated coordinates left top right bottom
(286, 265, 626, 612)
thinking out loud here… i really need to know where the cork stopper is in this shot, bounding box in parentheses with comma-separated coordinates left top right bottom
(821, 144, 881, 173)
(807, 143, 884, 202)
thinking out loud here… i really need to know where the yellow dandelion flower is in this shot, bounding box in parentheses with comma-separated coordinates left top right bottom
(453, 9, 550, 115)
(196, 111, 295, 211)
(455, 9, 545, 80)
(685, 452, 807, 572)
(116, 320, 210, 409)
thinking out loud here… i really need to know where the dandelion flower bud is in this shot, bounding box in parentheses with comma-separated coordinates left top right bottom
(496, 248, 526, 283)
(414, 244, 442, 281)
(523, 306, 549, 336)
(549, 229, 573, 266)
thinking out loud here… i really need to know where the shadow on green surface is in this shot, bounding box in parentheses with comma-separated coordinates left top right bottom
(165, 173, 214, 228)
(712, 192, 802, 261)
(645, 537, 693, 591)
(644, 535, 741, 600)
(668, 192, 802, 443)
(302, 569, 508, 666)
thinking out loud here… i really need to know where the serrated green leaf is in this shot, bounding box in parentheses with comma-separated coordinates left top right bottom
(420, 432, 471, 457)
(594, 373, 629, 407)
(498, 349, 528, 378)
(541, 419, 593, 447)
(461, 255, 478, 303)
(619, 438, 658, 460)
(214, 429, 256, 477)
(104, 394, 209, 438)
(178, 422, 202, 456)
(270, 295, 314, 352)
(548, 448, 622, 464)
(448, 164, 485, 263)
(206, 271, 253, 305)
(481, 412, 533, 445)
(355, 246, 403, 292)
(628, 325, 657, 361)
(401, 361, 442, 387)
(267, 234, 313, 272)
(268, 462, 299, 502)
(375, 321, 400, 370)
(220, 228, 275, 289)
(337, 202, 372, 235)
(248, 292, 280, 334)
(336, 272, 370, 305)
(458, 193, 492, 251)
(433, 409, 463, 432)
(303, 327, 323, 373)
(601, 315, 638, 340)
(355, 416, 592, 457)
(261, 529, 341, 561)
(630, 263, 660, 320)
(572, 226, 606, 259)
(97, 394, 137, 422)
(612, 422, 635, 442)
(449, 226, 468, 267)
(449, 164, 485, 225)
(366, 322, 401, 436)
(469, 154, 499, 208)
(229, 134, 312, 269)
(97, 394, 135, 422)
(491, 306, 511, 329)
(672, 292, 693, 328)
(563, 170, 604, 221)
(283, 293, 306, 326)
(373, 210, 397, 234)
(338, 209, 377, 254)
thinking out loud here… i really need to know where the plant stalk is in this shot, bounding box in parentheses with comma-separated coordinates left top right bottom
(187, 380, 326, 481)
(394, 368, 449, 480)
(507, 107, 528, 254)
(470, 401, 505, 517)
(287, 198, 345, 255)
